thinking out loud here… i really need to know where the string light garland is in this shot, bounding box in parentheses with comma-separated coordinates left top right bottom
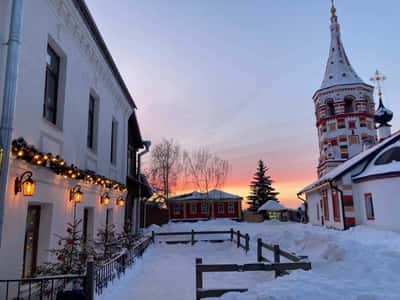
(12, 137, 127, 193)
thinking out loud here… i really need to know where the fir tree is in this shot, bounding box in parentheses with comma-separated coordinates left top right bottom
(95, 222, 121, 262)
(36, 219, 92, 276)
(247, 160, 279, 212)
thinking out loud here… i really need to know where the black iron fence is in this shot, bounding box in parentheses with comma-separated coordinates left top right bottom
(95, 236, 152, 295)
(0, 273, 87, 300)
(0, 236, 152, 299)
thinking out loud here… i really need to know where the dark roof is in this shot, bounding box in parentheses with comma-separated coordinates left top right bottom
(72, 0, 136, 109)
(128, 112, 144, 149)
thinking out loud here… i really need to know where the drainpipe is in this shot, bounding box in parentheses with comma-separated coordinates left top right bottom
(136, 140, 151, 233)
(296, 193, 308, 223)
(329, 181, 347, 230)
(0, 0, 24, 246)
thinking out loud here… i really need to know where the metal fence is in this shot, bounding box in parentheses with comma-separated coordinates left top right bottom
(0, 273, 86, 300)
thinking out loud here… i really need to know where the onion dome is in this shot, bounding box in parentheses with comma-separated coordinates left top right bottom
(374, 96, 393, 127)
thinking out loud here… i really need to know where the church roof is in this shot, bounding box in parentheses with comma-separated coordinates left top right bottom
(319, 4, 365, 90)
(299, 131, 400, 194)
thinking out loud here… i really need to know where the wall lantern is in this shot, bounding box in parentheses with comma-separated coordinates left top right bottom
(14, 171, 36, 196)
(116, 196, 125, 207)
(101, 192, 110, 206)
(69, 184, 83, 203)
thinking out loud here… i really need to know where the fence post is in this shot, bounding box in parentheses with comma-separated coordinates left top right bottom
(257, 238, 262, 262)
(195, 258, 203, 300)
(237, 231, 240, 248)
(273, 244, 280, 277)
(85, 256, 95, 300)
(245, 234, 250, 253)
(151, 230, 155, 243)
(191, 229, 195, 246)
(230, 228, 233, 241)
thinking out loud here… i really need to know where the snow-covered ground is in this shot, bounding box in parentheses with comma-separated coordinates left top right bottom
(97, 220, 400, 300)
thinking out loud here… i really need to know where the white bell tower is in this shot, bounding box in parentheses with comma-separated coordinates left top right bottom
(313, 1, 377, 177)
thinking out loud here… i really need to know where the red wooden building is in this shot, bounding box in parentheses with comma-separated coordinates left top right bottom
(167, 189, 243, 221)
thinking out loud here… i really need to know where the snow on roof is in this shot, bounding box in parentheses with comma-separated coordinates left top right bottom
(258, 200, 287, 212)
(319, 10, 365, 90)
(299, 131, 400, 194)
(168, 189, 242, 202)
(353, 141, 400, 180)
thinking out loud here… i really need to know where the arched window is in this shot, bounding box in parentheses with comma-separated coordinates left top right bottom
(344, 96, 354, 113)
(326, 100, 335, 117)
(374, 147, 400, 165)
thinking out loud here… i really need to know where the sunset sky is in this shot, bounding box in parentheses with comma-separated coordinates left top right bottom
(86, 0, 400, 208)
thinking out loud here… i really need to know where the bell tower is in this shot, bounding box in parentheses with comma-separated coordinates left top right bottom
(313, 1, 377, 177)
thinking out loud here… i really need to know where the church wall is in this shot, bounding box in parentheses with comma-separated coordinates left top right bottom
(354, 177, 400, 232)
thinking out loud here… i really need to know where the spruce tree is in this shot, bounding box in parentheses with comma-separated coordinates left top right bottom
(36, 219, 92, 275)
(247, 160, 279, 212)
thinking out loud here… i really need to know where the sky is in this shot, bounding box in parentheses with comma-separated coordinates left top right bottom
(86, 0, 400, 208)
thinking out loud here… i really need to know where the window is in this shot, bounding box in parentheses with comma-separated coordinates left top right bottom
(110, 119, 118, 164)
(174, 204, 182, 215)
(348, 121, 356, 129)
(191, 203, 197, 214)
(228, 203, 234, 214)
(340, 145, 348, 159)
(337, 118, 345, 129)
(332, 190, 340, 222)
(344, 97, 354, 113)
(217, 203, 224, 214)
(322, 190, 329, 221)
(374, 147, 400, 165)
(87, 95, 98, 151)
(201, 203, 208, 214)
(43, 45, 60, 124)
(364, 193, 375, 220)
(326, 101, 335, 117)
(329, 123, 336, 132)
(349, 135, 359, 145)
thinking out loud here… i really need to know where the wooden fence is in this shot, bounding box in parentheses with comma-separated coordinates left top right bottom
(256, 238, 309, 277)
(151, 228, 250, 253)
(195, 237, 311, 299)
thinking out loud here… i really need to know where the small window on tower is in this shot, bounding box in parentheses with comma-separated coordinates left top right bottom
(348, 121, 356, 129)
(326, 100, 335, 117)
(344, 96, 354, 113)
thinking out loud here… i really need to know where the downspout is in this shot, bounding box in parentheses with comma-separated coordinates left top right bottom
(329, 181, 347, 230)
(0, 0, 24, 246)
(136, 140, 150, 233)
(296, 193, 308, 223)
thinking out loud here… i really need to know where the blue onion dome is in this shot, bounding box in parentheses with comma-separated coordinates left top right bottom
(374, 96, 393, 126)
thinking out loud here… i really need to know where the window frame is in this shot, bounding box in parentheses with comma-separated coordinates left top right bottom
(217, 203, 224, 214)
(201, 203, 208, 214)
(332, 190, 340, 222)
(191, 203, 197, 214)
(43, 45, 60, 125)
(87, 94, 98, 151)
(227, 202, 234, 214)
(110, 118, 118, 165)
(322, 190, 329, 221)
(364, 193, 375, 220)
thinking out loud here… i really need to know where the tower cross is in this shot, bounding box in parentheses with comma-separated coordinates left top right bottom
(370, 70, 386, 97)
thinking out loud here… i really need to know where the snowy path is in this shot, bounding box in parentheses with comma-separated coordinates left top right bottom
(97, 220, 400, 300)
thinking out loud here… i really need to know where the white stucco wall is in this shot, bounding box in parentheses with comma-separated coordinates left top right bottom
(354, 177, 400, 232)
(0, 0, 133, 278)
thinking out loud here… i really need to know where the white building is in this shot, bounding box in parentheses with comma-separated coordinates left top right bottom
(0, 0, 142, 279)
(299, 3, 400, 232)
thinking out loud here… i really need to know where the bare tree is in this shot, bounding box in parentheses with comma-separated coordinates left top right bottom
(183, 148, 230, 195)
(148, 139, 182, 201)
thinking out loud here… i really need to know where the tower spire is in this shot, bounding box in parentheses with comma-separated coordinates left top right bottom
(331, 0, 336, 18)
(319, 1, 364, 89)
